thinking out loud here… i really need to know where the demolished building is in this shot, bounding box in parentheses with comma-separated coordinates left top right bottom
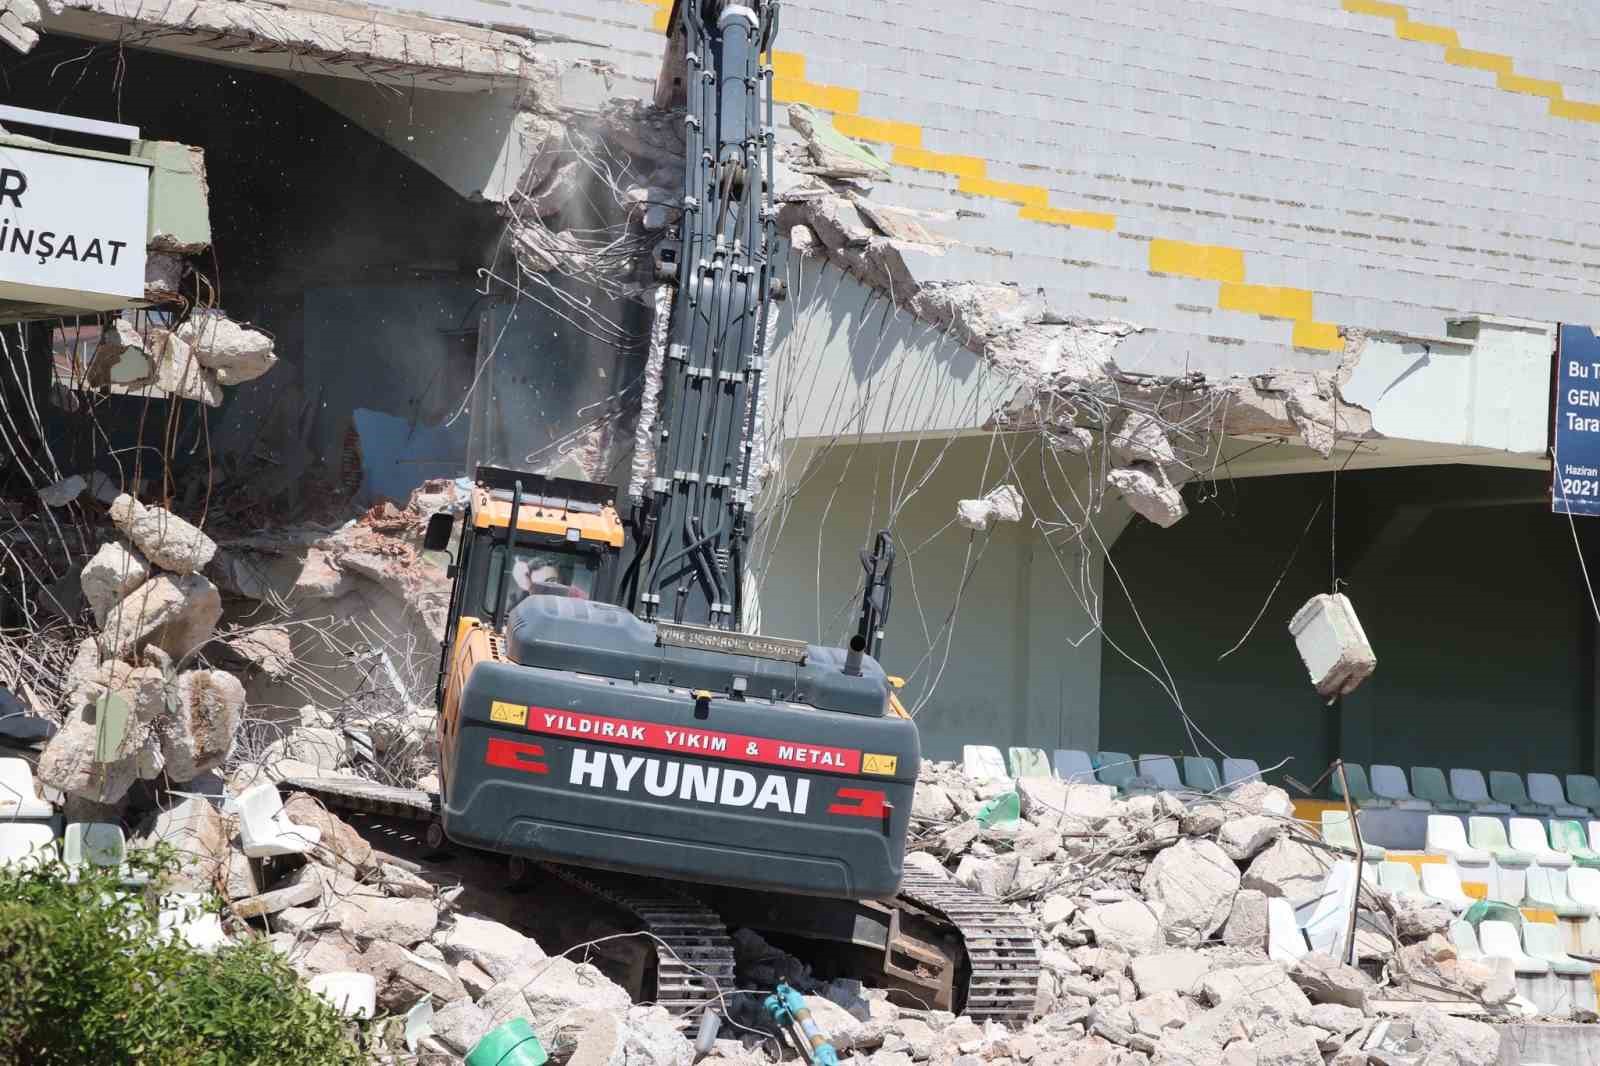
(1, 0, 1600, 1060)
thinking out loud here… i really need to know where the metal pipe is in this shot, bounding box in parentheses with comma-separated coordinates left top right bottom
(1334, 759, 1363, 966)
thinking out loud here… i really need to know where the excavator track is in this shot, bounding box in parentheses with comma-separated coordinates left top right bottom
(276, 777, 735, 1016)
(277, 778, 1037, 1024)
(542, 864, 736, 1014)
(896, 870, 1041, 1024)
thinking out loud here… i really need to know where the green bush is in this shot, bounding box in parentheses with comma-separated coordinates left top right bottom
(0, 843, 364, 1066)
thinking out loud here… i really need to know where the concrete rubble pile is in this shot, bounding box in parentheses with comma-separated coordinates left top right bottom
(864, 761, 1517, 1066)
(36, 493, 239, 812)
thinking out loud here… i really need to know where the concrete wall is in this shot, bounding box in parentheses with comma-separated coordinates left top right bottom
(1099, 465, 1594, 787)
(754, 432, 1127, 760)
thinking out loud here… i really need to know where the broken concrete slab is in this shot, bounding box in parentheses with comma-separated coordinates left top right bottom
(1217, 815, 1282, 861)
(1288, 953, 1375, 1012)
(110, 494, 218, 574)
(138, 795, 230, 891)
(359, 940, 466, 1013)
(176, 315, 278, 386)
(436, 913, 546, 980)
(233, 864, 324, 918)
(38, 474, 86, 508)
(281, 793, 376, 875)
(788, 105, 890, 179)
(956, 484, 1026, 532)
(1242, 836, 1334, 906)
(1083, 899, 1162, 955)
(334, 893, 438, 946)
(81, 541, 151, 627)
(430, 997, 493, 1055)
(1199, 961, 1311, 1018)
(226, 625, 293, 676)
(98, 572, 223, 661)
(1107, 462, 1187, 528)
(1219, 888, 1271, 950)
(478, 957, 631, 1032)
(161, 669, 244, 781)
(1140, 839, 1239, 945)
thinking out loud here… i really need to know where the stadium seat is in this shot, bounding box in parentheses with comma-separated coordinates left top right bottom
(1523, 922, 1595, 1016)
(1490, 772, 1556, 817)
(962, 745, 1008, 782)
(1421, 863, 1475, 912)
(1567, 867, 1600, 913)
(1008, 747, 1051, 779)
(1528, 774, 1590, 818)
(1525, 866, 1596, 919)
(1370, 764, 1430, 810)
(1221, 758, 1262, 787)
(1566, 774, 1600, 816)
(237, 783, 322, 858)
(1449, 918, 1483, 959)
(0, 822, 54, 870)
(1322, 810, 1386, 860)
(308, 973, 376, 1019)
(1377, 861, 1431, 905)
(1094, 752, 1147, 793)
(1552, 820, 1600, 869)
(0, 758, 53, 820)
(1181, 756, 1224, 793)
(1412, 767, 1473, 813)
(1427, 815, 1489, 864)
(1469, 817, 1533, 867)
(1137, 755, 1185, 791)
(1508, 818, 1572, 869)
(1331, 764, 1388, 808)
(1451, 770, 1513, 814)
(1478, 921, 1549, 975)
(1052, 749, 1097, 783)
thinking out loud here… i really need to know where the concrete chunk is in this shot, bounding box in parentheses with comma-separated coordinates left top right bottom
(1141, 839, 1239, 945)
(81, 541, 151, 626)
(1289, 593, 1376, 700)
(109, 494, 218, 574)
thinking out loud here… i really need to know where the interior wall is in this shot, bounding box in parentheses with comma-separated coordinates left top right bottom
(1099, 464, 1595, 789)
(754, 433, 1123, 761)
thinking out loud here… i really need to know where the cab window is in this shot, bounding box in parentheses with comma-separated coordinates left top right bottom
(483, 545, 597, 615)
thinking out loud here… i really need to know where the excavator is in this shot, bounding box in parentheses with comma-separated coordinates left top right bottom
(282, 0, 1039, 1024)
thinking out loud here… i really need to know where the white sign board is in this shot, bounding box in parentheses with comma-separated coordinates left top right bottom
(0, 143, 148, 309)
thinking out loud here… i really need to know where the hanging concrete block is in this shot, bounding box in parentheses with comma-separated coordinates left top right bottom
(1289, 593, 1376, 700)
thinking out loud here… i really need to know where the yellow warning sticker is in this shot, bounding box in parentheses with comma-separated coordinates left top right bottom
(863, 753, 898, 776)
(490, 700, 528, 727)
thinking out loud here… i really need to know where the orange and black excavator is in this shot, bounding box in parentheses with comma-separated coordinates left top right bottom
(288, 0, 1039, 1023)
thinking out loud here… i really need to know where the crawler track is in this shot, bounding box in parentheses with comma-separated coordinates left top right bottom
(896, 870, 1040, 1024)
(278, 777, 1039, 1024)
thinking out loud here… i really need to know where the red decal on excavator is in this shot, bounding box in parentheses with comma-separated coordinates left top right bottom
(828, 788, 888, 819)
(486, 737, 549, 774)
(522, 708, 863, 775)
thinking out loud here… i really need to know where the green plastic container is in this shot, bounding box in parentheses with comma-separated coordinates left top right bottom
(466, 1020, 548, 1066)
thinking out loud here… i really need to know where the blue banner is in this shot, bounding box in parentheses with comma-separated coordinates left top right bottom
(1555, 325, 1600, 517)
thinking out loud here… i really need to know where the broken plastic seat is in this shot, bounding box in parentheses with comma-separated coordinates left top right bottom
(1007, 747, 1050, 779)
(1331, 763, 1389, 808)
(1490, 772, 1556, 817)
(1566, 774, 1600, 816)
(1552, 820, 1600, 868)
(1266, 896, 1308, 963)
(1300, 861, 1360, 958)
(1524, 866, 1596, 920)
(1052, 749, 1096, 783)
(158, 892, 227, 953)
(1181, 756, 1224, 793)
(0, 822, 54, 870)
(1221, 757, 1261, 787)
(1528, 773, 1591, 818)
(1508, 818, 1572, 869)
(1369, 764, 1431, 810)
(1451, 769, 1513, 814)
(308, 972, 375, 1019)
(0, 757, 53, 821)
(961, 745, 1008, 783)
(1321, 810, 1386, 860)
(1412, 767, 1474, 813)
(1420, 862, 1476, 912)
(236, 783, 322, 858)
(1136, 754, 1185, 791)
